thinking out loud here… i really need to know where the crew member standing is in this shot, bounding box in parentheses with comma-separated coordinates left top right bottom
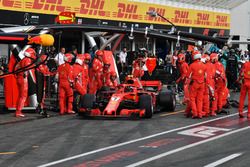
(54, 47, 66, 66)
(102, 55, 112, 87)
(186, 51, 206, 118)
(110, 71, 118, 88)
(15, 48, 35, 117)
(201, 54, 216, 116)
(238, 58, 250, 118)
(73, 54, 86, 95)
(118, 47, 127, 73)
(226, 49, 239, 90)
(82, 53, 91, 93)
(176, 53, 191, 116)
(89, 50, 103, 94)
(212, 53, 227, 114)
(132, 57, 145, 78)
(58, 53, 75, 115)
(36, 54, 56, 117)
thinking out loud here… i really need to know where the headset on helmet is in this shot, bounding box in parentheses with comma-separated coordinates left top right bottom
(75, 54, 85, 65)
(64, 53, 73, 63)
(178, 53, 185, 63)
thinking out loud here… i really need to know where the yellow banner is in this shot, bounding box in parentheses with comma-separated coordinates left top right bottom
(0, 0, 230, 29)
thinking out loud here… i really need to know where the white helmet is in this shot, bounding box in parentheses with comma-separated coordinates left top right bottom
(192, 51, 201, 60)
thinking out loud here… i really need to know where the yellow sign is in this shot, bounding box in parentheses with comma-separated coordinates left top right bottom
(0, 0, 230, 29)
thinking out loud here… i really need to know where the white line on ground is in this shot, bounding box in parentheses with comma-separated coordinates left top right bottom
(126, 127, 249, 167)
(204, 153, 243, 167)
(38, 111, 245, 167)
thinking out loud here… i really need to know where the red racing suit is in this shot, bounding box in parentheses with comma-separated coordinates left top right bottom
(176, 61, 191, 116)
(221, 87, 229, 107)
(238, 62, 250, 117)
(102, 68, 112, 87)
(203, 61, 216, 116)
(214, 61, 227, 113)
(110, 79, 118, 88)
(176, 62, 189, 102)
(15, 57, 33, 117)
(73, 63, 87, 95)
(58, 63, 74, 114)
(187, 60, 206, 118)
(36, 61, 55, 109)
(83, 63, 89, 93)
(89, 58, 103, 94)
(132, 60, 144, 78)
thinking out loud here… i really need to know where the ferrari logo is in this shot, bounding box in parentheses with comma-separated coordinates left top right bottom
(247, 71, 250, 75)
(198, 70, 203, 74)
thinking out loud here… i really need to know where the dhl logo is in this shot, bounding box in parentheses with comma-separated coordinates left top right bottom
(117, 3, 139, 19)
(172, 10, 192, 24)
(175, 10, 189, 19)
(79, 0, 106, 16)
(197, 13, 210, 21)
(216, 15, 227, 23)
(1, 0, 22, 8)
(26, 0, 66, 12)
(147, 7, 166, 22)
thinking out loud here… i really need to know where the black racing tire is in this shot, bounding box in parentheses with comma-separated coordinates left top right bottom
(73, 92, 81, 112)
(100, 86, 111, 91)
(78, 94, 95, 116)
(158, 88, 176, 111)
(139, 94, 153, 118)
(81, 94, 96, 109)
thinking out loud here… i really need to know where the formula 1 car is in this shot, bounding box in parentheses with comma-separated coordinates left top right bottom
(77, 76, 176, 118)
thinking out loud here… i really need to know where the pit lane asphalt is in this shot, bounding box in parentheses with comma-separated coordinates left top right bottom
(0, 92, 248, 167)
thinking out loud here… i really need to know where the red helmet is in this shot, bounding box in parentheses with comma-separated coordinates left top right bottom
(103, 55, 111, 65)
(75, 54, 85, 65)
(178, 53, 185, 63)
(24, 48, 36, 59)
(95, 50, 104, 57)
(192, 51, 201, 60)
(110, 71, 117, 77)
(64, 53, 73, 63)
(210, 53, 218, 62)
(83, 53, 91, 60)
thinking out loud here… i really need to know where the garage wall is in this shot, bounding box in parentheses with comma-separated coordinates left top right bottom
(230, 0, 250, 51)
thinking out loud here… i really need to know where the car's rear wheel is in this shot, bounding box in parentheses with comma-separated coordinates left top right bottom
(158, 88, 176, 111)
(139, 94, 153, 118)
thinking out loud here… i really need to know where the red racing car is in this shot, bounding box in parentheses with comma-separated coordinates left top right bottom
(77, 76, 176, 118)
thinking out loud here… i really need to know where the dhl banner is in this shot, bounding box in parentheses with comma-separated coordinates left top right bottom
(0, 0, 230, 29)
